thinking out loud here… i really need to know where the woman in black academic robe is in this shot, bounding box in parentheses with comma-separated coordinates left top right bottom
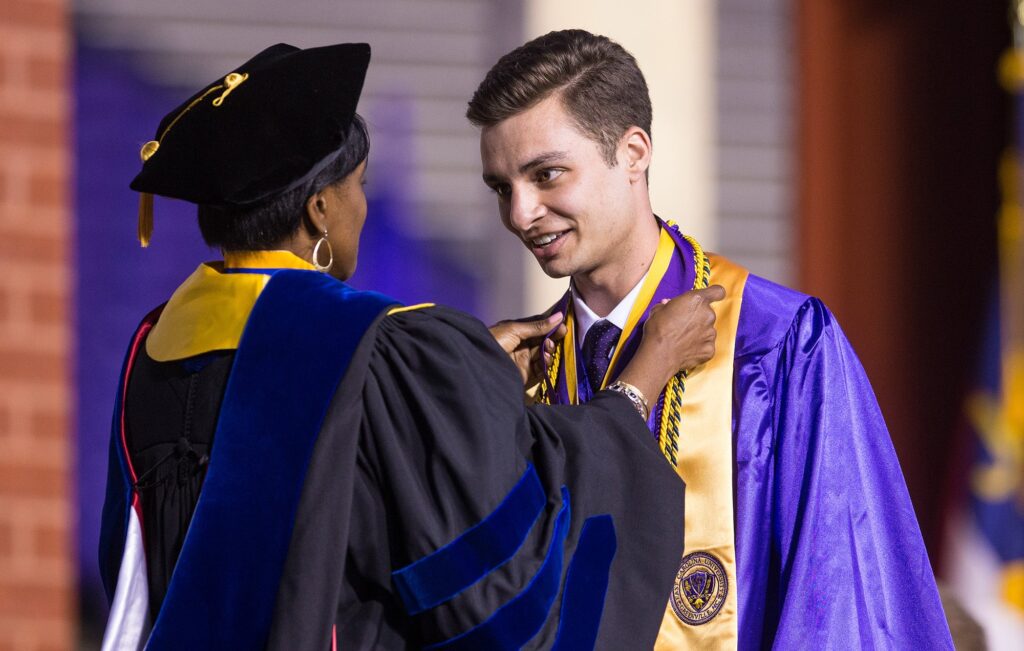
(99, 42, 720, 651)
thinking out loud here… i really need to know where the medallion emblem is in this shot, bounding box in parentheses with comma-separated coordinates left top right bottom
(670, 551, 728, 625)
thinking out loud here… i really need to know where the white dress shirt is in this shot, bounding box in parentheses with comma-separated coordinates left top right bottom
(571, 271, 649, 360)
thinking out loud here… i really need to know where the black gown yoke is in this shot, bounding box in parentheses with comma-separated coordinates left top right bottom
(124, 348, 234, 616)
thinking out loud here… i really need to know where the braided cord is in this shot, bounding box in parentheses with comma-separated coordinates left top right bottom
(657, 233, 710, 465)
(538, 338, 562, 405)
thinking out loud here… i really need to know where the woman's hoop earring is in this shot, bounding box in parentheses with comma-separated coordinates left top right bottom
(312, 231, 334, 273)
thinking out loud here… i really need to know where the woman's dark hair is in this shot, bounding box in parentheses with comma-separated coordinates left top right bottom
(197, 114, 369, 251)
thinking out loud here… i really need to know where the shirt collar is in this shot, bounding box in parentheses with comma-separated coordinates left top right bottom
(571, 270, 649, 345)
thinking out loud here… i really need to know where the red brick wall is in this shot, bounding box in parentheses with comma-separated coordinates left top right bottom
(0, 0, 74, 649)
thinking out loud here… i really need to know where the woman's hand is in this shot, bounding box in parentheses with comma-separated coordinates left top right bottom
(644, 285, 724, 373)
(489, 313, 567, 387)
(617, 285, 726, 406)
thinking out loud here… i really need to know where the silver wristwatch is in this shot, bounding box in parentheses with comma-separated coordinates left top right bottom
(605, 380, 650, 421)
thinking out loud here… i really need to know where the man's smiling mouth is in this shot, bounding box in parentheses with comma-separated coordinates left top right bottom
(530, 231, 568, 248)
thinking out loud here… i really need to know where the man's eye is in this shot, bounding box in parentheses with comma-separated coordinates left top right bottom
(491, 184, 511, 198)
(536, 168, 564, 183)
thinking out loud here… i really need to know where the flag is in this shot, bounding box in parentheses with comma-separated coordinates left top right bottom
(943, 9, 1024, 647)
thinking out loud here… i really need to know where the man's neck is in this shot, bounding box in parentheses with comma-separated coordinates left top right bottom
(572, 214, 661, 317)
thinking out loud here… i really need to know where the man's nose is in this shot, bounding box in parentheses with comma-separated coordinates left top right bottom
(507, 187, 545, 232)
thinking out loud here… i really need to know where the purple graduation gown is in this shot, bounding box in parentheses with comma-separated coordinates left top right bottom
(731, 274, 953, 648)
(547, 225, 953, 648)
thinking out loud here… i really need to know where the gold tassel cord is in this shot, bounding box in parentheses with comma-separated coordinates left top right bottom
(540, 338, 562, 404)
(133, 73, 247, 248)
(212, 73, 249, 107)
(138, 192, 154, 248)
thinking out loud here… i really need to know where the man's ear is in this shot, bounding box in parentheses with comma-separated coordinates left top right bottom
(621, 126, 652, 182)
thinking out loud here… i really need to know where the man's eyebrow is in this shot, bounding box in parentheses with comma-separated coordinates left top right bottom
(482, 151, 569, 185)
(519, 151, 568, 175)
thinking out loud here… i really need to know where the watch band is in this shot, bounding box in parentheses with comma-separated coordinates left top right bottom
(606, 380, 650, 421)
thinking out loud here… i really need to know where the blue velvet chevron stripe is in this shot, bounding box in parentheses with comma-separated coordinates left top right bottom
(552, 515, 617, 650)
(393, 464, 546, 615)
(424, 487, 572, 651)
(145, 270, 397, 651)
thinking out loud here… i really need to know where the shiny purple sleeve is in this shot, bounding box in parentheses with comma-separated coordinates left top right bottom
(733, 295, 953, 649)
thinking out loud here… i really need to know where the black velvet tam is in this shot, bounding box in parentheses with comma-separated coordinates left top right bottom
(130, 43, 370, 207)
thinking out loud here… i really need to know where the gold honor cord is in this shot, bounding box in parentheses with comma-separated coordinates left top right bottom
(540, 322, 565, 404)
(657, 233, 710, 466)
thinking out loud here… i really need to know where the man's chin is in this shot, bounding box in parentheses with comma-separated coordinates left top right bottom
(536, 259, 573, 279)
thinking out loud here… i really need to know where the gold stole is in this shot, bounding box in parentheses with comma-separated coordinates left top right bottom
(654, 253, 748, 650)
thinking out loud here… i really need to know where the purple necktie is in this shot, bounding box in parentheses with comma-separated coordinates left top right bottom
(581, 319, 621, 395)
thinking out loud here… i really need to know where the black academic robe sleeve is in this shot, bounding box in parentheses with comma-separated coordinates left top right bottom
(267, 305, 684, 650)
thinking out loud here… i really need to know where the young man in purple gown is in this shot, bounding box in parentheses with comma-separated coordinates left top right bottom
(468, 29, 954, 649)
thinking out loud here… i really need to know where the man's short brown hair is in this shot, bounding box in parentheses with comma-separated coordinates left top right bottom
(467, 29, 652, 166)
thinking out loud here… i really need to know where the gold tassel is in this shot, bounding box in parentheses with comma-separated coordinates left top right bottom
(138, 192, 154, 247)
